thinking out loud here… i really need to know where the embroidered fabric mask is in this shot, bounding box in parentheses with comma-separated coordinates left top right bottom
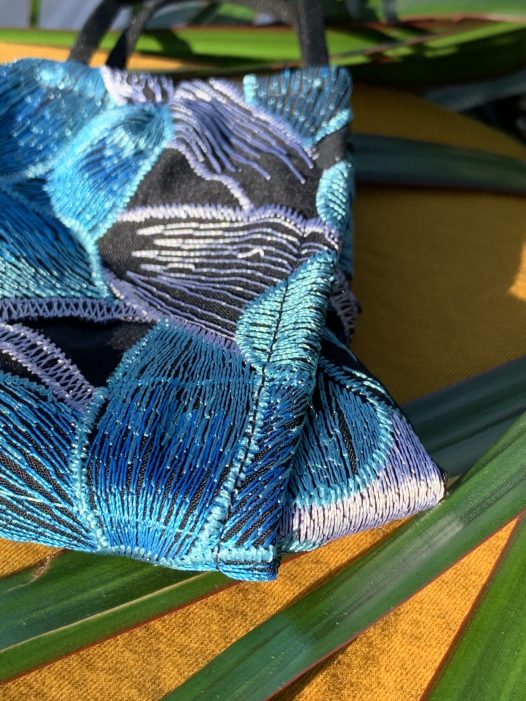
(0, 0, 445, 581)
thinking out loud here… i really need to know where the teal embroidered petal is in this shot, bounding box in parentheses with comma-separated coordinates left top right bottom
(243, 67, 352, 149)
(48, 102, 174, 244)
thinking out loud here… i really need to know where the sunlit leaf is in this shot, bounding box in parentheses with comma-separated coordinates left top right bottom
(161, 413, 526, 701)
(1, 21, 526, 86)
(423, 516, 526, 701)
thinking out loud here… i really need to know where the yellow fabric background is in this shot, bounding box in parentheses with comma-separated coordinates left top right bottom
(0, 44, 525, 700)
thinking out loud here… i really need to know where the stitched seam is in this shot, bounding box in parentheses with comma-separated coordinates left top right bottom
(215, 228, 309, 565)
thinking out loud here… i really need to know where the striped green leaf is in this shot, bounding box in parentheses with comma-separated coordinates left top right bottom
(354, 135, 526, 194)
(0, 556, 229, 681)
(404, 356, 526, 476)
(346, 0, 526, 22)
(161, 412, 526, 700)
(1, 22, 526, 86)
(425, 67, 526, 110)
(0, 358, 523, 681)
(423, 516, 526, 701)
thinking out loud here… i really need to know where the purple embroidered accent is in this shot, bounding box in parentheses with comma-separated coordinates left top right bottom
(108, 204, 339, 340)
(101, 66, 177, 106)
(105, 275, 241, 353)
(101, 68, 314, 209)
(0, 323, 94, 410)
(280, 411, 446, 549)
(167, 80, 312, 208)
(329, 269, 360, 341)
(0, 297, 149, 324)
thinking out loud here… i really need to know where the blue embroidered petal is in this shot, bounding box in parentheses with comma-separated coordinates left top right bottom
(279, 332, 446, 552)
(0, 59, 110, 180)
(236, 250, 337, 372)
(0, 370, 103, 551)
(317, 160, 355, 276)
(0, 188, 111, 303)
(102, 70, 314, 208)
(48, 102, 174, 244)
(83, 321, 254, 570)
(243, 67, 352, 149)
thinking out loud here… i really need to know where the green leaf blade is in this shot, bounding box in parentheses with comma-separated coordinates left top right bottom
(161, 413, 526, 701)
(405, 356, 526, 475)
(348, 1, 526, 22)
(0, 553, 228, 681)
(354, 134, 526, 194)
(424, 516, 526, 701)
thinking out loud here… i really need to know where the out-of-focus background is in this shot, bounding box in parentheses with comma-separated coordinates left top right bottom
(0, 0, 525, 143)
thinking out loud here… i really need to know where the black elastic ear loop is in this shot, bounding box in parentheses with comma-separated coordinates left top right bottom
(106, 0, 328, 69)
(298, 0, 329, 66)
(69, 0, 140, 64)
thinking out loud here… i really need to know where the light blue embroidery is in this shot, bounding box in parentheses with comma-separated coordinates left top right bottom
(0, 59, 110, 180)
(0, 188, 111, 300)
(243, 67, 352, 149)
(213, 252, 337, 577)
(83, 321, 254, 568)
(0, 371, 100, 550)
(236, 250, 337, 373)
(0, 323, 94, 410)
(279, 332, 445, 553)
(317, 160, 355, 275)
(48, 102, 174, 244)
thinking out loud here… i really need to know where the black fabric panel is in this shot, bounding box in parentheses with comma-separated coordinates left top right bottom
(23, 320, 152, 387)
(0, 351, 43, 385)
(238, 152, 320, 217)
(125, 150, 240, 211)
(315, 127, 352, 170)
(114, 142, 320, 217)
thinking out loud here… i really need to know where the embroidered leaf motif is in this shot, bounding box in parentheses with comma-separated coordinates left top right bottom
(48, 103, 174, 244)
(103, 205, 339, 340)
(280, 332, 445, 552)
(236, 251, 336, 372)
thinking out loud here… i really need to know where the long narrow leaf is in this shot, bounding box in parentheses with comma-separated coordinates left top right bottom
(423, 516, 526, 701)
(425, 67, 526, 110)
(0, 556, 229, 681)
(161, 413, 526, 701)
(346, 0, 526, 22)
(1, 22, 526, 86)
(341, 23, 526, 87)
(404, 356, 526, 475)
(354, 134, 526, 194)
(0, 358, 523, 681)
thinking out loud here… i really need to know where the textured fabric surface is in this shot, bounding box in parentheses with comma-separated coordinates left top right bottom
(0, 46, 525, 700)
(0, 58, 350, 580)
(0, 55, 445, 580)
